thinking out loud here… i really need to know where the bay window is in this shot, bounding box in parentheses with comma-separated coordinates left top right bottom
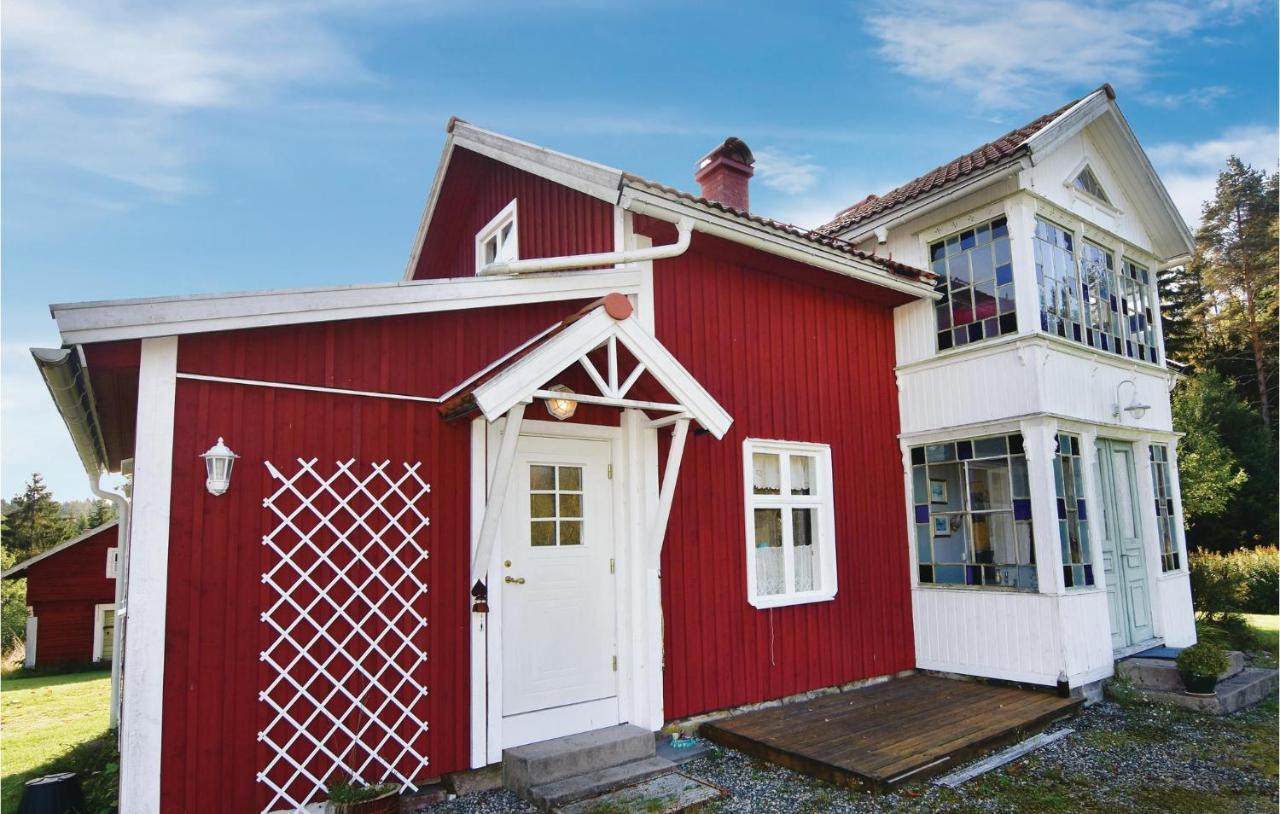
(744, 440, 838, 608)
(929, 216, 1017, 351)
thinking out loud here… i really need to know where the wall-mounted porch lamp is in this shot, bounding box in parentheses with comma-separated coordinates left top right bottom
(544, 384, 578, 421)
(1112, 380, 1151, 421)
(200, 437, 239, 496)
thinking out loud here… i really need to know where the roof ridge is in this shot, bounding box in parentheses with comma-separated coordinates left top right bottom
(815, 85, 1111, 236)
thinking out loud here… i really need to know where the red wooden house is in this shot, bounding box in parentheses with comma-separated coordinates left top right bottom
(3, 521, 120, 669)
(34, 120, 942, 812)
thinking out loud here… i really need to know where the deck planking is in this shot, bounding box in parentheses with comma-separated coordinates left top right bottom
(700, 674, 1081, 790)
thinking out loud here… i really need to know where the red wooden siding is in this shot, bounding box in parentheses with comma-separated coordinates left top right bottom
(159, 300, 616, 813)
(653, 233, 916, 720)
(410, 148, 615, 280)
(24, 524, 117, 667)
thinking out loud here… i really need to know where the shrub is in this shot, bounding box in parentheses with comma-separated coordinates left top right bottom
(1197, 615, 1258, 652)
(1176, 642, 1230, 677)
(1190, 546, 1279, 617)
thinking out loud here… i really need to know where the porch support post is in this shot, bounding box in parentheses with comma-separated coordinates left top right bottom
(471, 402, 526, 585)
(648, 418, 690, 561)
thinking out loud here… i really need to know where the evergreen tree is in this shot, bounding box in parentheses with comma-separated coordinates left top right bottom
(1194, 157, 1279, 430)
(81, 500, 117, 531)
(1, 474, 77, 562)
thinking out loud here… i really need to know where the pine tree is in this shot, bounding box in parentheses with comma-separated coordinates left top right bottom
(1194, 157, 1279, 430)
(2, 474, 77, 561)
(82, 500, 117, 530)
(1157, 259, 1210, 364)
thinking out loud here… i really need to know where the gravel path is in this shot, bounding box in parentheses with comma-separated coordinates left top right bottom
(427, 692, 1277, 813)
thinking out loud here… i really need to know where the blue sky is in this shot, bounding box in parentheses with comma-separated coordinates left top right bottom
(3, 0, 1277, 501)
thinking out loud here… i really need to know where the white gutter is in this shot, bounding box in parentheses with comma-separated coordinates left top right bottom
(90, 476, 130, 729)
(478, 217, 694, 276)
(622, 190, 939, 301)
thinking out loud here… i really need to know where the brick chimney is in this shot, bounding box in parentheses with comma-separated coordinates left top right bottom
(695, 137, 754, 211)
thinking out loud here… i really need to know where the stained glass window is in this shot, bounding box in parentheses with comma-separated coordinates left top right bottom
(1149, 445, 1181, 572)
(929, 217, 1017, 351)
(1053, 433, 1094, 588)
(1072, 166, 1111, 204)
(1081, 242, 1124, 355)
(1121, 259, 1159, 363)
(1034, 218, 1084, 342)
(910, 433, 1036, 590)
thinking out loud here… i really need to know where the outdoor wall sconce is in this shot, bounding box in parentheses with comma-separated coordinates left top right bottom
(544, 384, 578, 421)
(200, 437, 239, 496)
(1113, 380, 1150, 421)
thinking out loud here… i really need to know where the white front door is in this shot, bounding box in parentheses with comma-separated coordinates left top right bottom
(499, 433, 619, 746)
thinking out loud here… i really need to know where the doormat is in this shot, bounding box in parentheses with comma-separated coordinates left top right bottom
(1134, 646, 1182, 660)
(554, 772, 728, 814)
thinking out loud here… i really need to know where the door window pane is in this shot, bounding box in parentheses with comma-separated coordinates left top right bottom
(559, 521, 582, 546)
(529, 464, 587, 546)
(530, 521, 556, 547)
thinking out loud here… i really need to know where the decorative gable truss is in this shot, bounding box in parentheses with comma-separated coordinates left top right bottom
(444, 294, 732, 586)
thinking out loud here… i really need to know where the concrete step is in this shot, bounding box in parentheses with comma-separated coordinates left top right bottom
(1132, 667, 1277, 715)
(529, 756, 676, 811)
(503, 724, 656, 798)
(1117, 651, 1246, 691)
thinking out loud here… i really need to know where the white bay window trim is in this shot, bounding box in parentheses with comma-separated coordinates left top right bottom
(475, 199, 519, 273)
(742, 439, 838, 609)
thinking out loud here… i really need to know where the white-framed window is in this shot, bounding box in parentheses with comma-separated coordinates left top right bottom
(105, 547, 119, 579)
(93, 603, 116, 662)
(1071, 165, 1111, 205)
(474, 199, 519, 272)
(743, 439, 838, 609)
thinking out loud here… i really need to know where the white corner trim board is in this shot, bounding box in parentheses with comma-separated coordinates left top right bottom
(120, 336, 178, 814)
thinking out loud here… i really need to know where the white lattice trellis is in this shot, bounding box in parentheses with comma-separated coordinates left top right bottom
(257, 458, 432, 813)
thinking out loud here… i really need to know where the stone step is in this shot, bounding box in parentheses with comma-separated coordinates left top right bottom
(503, 724, 656, 797)
(529, 756, 676, 812)
(1117, 651, 1246, 691)
(1132, 667, 1277, 715)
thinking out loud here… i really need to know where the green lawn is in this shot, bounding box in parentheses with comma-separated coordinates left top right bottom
(1242, 613, 1279, 652)
(0, 669, 112, 810)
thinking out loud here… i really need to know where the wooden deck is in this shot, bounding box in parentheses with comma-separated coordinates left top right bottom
(700, 675, 1081, 791)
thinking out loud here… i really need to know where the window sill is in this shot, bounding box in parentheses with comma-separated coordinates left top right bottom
(914, 583, 1039, 595)
(748, 590, 837, 610)
(1157, 570, 1189, 581)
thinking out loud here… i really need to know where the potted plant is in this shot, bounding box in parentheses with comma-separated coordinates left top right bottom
(325, 776, 400, 814)
(1176, 642, 1229, 696)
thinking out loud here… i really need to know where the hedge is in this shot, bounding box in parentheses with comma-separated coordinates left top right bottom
(1189, 546, 1279, 616)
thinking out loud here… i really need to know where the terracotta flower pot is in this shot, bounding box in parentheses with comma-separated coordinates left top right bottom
(1179, 670, 1218, 696)
(327, 788, 400, 814)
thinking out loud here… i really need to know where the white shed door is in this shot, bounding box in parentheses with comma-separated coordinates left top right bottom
(499, 434, 618, 740)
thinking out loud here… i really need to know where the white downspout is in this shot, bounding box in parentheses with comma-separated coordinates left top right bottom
(478, 217, 694, 276)
(90, 474, 130, 730)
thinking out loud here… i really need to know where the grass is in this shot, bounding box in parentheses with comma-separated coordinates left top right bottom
(1242, 613, 1278, 659)
(0, 668, 113, 811)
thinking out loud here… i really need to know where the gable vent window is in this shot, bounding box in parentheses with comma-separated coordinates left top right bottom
(929, 216, 1017, 351)
(1072, 166, 1111, 205)
(475, 200, 519, 273)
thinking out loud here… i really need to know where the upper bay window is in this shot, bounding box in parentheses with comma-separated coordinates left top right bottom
(929, 216, 1017, 351)
(910, 433, 1036, 590)
(1034, 216, 1161, 365)
(744, 439, 838, 609)
(475, 199, 519, 273)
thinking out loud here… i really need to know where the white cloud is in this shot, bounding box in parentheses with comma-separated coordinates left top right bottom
(863, 0, 1266, 109)
(753, 147, 822, 195)
(1137, 85, 1230, 109)
(1147, 125, 1278, 226)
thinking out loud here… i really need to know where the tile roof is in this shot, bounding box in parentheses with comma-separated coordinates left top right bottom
(621, 174, 934, 283)
(815, 86, 1113, 237)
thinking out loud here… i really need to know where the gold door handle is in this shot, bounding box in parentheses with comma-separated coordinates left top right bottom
(504, 576, 526, 584)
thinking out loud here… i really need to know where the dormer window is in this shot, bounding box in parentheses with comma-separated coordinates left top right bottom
(475, 200, 519, 273)
(1071, 166, 1111, 205)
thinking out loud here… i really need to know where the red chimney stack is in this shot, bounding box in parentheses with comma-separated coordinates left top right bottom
(695, 137, 755, 212)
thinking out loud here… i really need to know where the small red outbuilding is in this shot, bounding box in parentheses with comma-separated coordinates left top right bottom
(2, 521, 119, 668)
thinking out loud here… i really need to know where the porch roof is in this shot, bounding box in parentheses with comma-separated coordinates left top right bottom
(440, 293, 732, 439)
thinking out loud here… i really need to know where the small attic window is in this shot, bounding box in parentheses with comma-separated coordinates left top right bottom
(1071, 166, 1111, 205)
(475, 199, 519, 272)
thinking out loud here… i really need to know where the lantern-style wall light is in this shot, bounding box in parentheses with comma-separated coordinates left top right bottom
(201, 437, 239, 496)
(545, 384, 578, 421)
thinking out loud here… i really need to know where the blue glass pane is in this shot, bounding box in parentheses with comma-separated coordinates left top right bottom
(919, 565, 933, 583)
(935, 565, 964, 584)
(931, 242, 945, 262)
(1084, 564, 1094, 585)
(991, 218, 1008, 238)
(996, 264, 1013, 286)
(913, 466, 928, 502)
(1014, 499, 1032, 521)
(1077, 499, 1088, 521)
(1057, 498, 1068, 519)
(957, 441, 973, 460)
(911, 446, 926, 465)
(915, 504, 930, 524)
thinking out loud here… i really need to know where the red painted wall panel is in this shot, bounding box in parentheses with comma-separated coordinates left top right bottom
(22, 525, 117, 667)
(410, 148, 615, 280)
(160, 300, 614, 813)
(654, 233, 915, 720)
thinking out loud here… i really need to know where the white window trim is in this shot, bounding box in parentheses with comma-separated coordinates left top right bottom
(106, 547, 119, 579)
(475, 199, 519, 273)
(742, 439, 839, 609)
(1063, 159, 1123, 215)
(93, 603, 116, 662)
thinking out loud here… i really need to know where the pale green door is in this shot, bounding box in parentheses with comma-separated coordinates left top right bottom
(1095, 439, 1154, 649)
